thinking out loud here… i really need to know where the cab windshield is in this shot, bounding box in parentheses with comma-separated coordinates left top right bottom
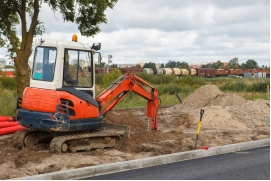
(63, 49, 93, 88)
(32, 47, 57, 81)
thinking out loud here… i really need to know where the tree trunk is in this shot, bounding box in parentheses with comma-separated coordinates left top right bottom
(14, 53, 31, 99)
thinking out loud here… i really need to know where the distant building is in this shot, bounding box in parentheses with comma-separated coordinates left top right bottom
(188, 62, 211, 68)
(118, 63, 138, 68)
(222, 62, 228, 67)
(138, 62, 145, 68)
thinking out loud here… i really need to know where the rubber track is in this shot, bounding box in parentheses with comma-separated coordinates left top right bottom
(12, 129, 31, 149)
(49, 132, 122, 153)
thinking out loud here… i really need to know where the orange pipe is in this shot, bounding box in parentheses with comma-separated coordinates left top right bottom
(0, 125, 27, 136)
(0, 116, 13, 122)
(0, 121, 19, 128)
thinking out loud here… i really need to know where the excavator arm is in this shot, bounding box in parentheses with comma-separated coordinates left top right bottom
(96, 73, 160, 130)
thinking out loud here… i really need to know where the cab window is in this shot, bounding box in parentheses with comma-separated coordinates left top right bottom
(63, 49, 93, 87)
(32, 47, 57, 81)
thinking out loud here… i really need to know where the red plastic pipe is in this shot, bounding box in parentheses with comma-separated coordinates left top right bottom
(0, 116, 13, 122)
(0, 121, 19, 128)
(0, 125, 27, 136)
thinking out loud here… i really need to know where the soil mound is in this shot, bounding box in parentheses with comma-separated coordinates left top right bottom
(177, 84, 222, 109)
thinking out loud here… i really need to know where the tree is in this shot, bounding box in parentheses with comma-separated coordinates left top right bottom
(179, 61, 189, 69)
(225, 57, 241, 69)
(110, 64, 118, 68)
(241, 59, 259, 69)
(0, 0, 118, 98)
(202, 63, 211, 68)
(211, 60, 224, 69)
(143, 62, 157, 74)
(95, 62, 106, 68)
(160, 63, 164, 68)
(165, 60, 176, 68)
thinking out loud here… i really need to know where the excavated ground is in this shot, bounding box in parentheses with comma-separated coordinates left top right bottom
(0, 84, 270, 179)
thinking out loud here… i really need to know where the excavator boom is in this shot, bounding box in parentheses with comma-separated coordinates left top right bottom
(96, 73, 159, 130)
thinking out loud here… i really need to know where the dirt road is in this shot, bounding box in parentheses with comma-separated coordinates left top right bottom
(0, 85, 269, 179)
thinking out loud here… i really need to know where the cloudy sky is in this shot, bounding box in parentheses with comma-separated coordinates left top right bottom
(1, 0, 270, 66)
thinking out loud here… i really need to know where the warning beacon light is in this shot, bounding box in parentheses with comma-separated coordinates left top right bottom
(72, 34, 78, 42)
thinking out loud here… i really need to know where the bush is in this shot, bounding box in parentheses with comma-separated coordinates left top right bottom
(247, 80, 270, 92)
(220, 81, 247, 92)
(95, 73, 104, 85)
(0, 76, 16, 90)
(101, 69, 123, 88)
(0, 89, 17, 116)
(157, 84, 195, 95)
(175, 76, 206, 86)
(135, 73, 176, 85)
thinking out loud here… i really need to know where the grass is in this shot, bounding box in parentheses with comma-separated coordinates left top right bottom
(110, 92, 184, 109)
(0, 88, 17, 116)
(233, 92, 269, 100)
(0, 76, 269, 116)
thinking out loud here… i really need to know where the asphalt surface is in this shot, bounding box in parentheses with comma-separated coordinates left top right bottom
(81, 146, 270, 180)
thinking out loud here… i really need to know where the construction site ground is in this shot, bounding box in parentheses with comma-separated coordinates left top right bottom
(0, 84, 270, 179)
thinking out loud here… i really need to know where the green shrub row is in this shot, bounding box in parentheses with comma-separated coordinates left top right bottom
(220, 80, 270, 92)
(0, 89, 17, 116)
(157, 84, 195, 95)
(0, 76, 17, 90)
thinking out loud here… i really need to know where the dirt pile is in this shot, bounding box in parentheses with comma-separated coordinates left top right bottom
(179, 84, 223, 109)
(0, 84, 269, 179)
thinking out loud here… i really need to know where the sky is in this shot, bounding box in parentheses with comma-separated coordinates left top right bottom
(1, 0, 270, 67)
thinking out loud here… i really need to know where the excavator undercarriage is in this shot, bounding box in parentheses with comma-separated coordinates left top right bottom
(12, 123, 130, 153)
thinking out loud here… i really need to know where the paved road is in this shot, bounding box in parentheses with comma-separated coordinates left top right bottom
(80, 146, 270, 180)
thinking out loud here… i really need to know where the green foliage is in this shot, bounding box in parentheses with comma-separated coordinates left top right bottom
(143, 62, 157, 74)
(157, 84, 194, 95)
(135, 73, 176, 84)
(0, 89, 17, 116)
(164, 61, 189, 69)
(212, 60, 224, 69)
(95, 62, 106, 68)
(201, 60, 224, 69)
(179, 61, 189, 69)
(160, 63, 165, 68)
(220, 80, 269, 93)
(95, 73, 104, 85)
(246, 80, 270, 92)
(102, 69, 122, 88)
(0, 76, 16, 90)
(175, 76, 206, 89)
(110, 64, 118, 68)
(165, 60, 176, 68)
(220, 81, 246, 92)
(225, 57, 241, 69)
(241, 59, 259, 69)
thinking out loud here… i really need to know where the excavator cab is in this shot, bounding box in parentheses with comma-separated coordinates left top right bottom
(31, 38, 101, 97)
(17, 37, 104, 133)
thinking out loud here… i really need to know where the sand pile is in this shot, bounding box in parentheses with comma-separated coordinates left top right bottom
(178, 84, 223, 109)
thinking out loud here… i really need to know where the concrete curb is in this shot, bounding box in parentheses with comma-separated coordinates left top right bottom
(15, 138, 270, 180)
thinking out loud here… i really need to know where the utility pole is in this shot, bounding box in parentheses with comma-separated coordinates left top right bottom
(107, 54, 112, 74)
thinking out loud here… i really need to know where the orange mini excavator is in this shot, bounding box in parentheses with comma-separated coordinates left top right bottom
(13, 35, 160, 153)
